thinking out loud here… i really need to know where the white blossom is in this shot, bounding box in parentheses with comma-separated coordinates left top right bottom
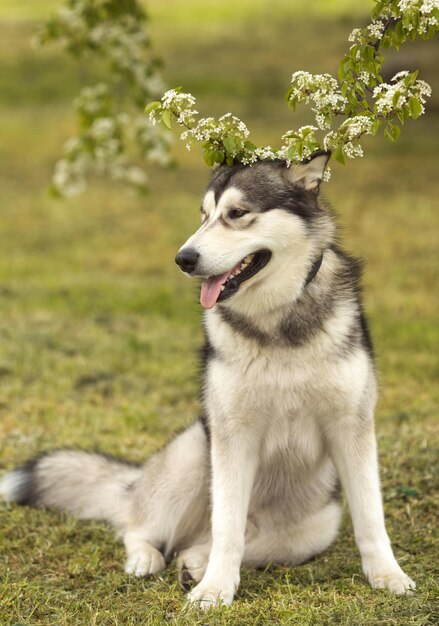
(289, 71, 347, 117)
(374, 74, 431, 116)
(53, 157, 87, 197)
(367, 20, 386, 39)
(358, 71, 371, 83)
(348, 28, 362, 43)
(91, 117, 115, 139)
(399, 0, 439, 11)
(240, 152, 259, 165)
(419, 15, 438, 32)
(339, 116, 374, 140)
(253, 147, 277, 160)
(323, 166, 332, 182)
(218, 113, 250, 139)
(392, 70, 409, 80)
(124, 166, 148, 187)
(344, 142, 364, 159)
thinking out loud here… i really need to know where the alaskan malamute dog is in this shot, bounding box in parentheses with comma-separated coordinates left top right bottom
(1, 153, 415, 608)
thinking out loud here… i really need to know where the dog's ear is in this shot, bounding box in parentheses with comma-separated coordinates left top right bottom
(286, 151, 331, 192)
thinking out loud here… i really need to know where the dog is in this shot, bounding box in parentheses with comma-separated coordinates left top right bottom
(0, 152, 415, 608)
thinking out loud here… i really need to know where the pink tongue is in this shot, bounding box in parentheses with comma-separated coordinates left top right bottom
(200, 262, 241, 309)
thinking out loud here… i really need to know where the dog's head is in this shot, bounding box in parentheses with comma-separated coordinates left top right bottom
(176, 152, 333, 310)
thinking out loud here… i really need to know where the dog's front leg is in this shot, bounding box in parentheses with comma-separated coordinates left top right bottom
(326, 418, 415, 594)
(187, 425, 259, 608)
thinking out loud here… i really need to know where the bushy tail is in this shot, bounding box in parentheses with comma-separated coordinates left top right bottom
(0, 450, 142, 528)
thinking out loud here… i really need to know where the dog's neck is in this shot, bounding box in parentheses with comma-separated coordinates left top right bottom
(206, 248, 332, 346)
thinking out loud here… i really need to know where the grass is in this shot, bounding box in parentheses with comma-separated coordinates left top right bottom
(0, 1, 438, 624)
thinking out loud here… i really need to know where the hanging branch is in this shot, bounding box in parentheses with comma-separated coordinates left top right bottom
(147, 0, 437, 176)
(38, 0, 172, 197)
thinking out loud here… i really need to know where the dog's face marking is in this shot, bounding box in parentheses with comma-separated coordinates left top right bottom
(175, 155, 331, 310)
(201, 187, 259, 232)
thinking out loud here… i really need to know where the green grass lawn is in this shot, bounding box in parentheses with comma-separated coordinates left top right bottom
(0, 1, 438, 624)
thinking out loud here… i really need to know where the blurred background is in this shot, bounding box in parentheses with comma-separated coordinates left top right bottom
(0, 1, 437, 623)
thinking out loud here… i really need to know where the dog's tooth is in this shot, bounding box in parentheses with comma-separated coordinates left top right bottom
(220, 285, 225, 291)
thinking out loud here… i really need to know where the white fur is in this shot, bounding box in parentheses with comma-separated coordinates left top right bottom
(0, 469, 28, 502)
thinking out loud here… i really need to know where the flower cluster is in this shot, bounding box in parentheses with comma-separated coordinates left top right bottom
(52, 83, 166, 196)
(39, 0, 171, 196)
(324, 116, 375, 161)
(286, 72, 347, 130)
(146, 0, 436, 172)
(398, 0, 439, 33)
(373, 72, 432, 117)
(160, 89, 198, 126)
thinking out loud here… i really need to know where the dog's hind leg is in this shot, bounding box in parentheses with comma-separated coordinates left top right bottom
(176, 540, 211, 589)
(0, 420, 210, 579)
(121, 420, 210, 577)
(176, 500, 342, 589)
(243, 500, 342, 569)
(124, 532, 167, 577)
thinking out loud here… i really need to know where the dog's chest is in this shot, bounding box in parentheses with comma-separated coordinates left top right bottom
(205, 310, 369, 438)
(207, 316, 335, 408)
(207, 345, 329, 468)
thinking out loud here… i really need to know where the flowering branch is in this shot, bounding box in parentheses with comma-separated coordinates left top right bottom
(39, 0, 172, 197)
(147, 0, 437, 174)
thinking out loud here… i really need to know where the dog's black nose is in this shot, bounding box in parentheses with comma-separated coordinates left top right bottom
(175, 248, 199, 273)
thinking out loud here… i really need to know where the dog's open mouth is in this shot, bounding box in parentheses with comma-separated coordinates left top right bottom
(200, 250, 271, 309)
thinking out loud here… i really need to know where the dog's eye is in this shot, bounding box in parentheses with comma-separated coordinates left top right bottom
(228, 209, 249, 220)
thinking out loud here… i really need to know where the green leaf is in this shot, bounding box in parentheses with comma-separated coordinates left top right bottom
(385, 122, 400, 141)
(337, 64, 345, 82)
(408, 97, 423, 119)
(161, 110, 172, 129)
(395, 20, 405, 42)
(286, 146, 296, 161)
(397, 486, 418, 498)
(244, 141, 257, 151)
(364, 45, 375, 61)
(404, 71, 418, 87)
(213, 150, 225, 164)
(144, 101, 161, 115)
(334, 145, 346, 165)
(355, 82, 365, 97)
(203, 149, 215, 167)
(392, 91, 401, 107)
(370, 119, 381, 135)
(223, 136, 237, 153)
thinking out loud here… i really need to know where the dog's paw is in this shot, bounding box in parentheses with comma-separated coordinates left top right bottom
(124, 544, 166, 578)
(176, 548, 208, 590)
(364, 559, 416, 595)
(186, 578, 236, 609)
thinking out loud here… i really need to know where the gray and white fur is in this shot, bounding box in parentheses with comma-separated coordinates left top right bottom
(0, 153, 415, 608)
